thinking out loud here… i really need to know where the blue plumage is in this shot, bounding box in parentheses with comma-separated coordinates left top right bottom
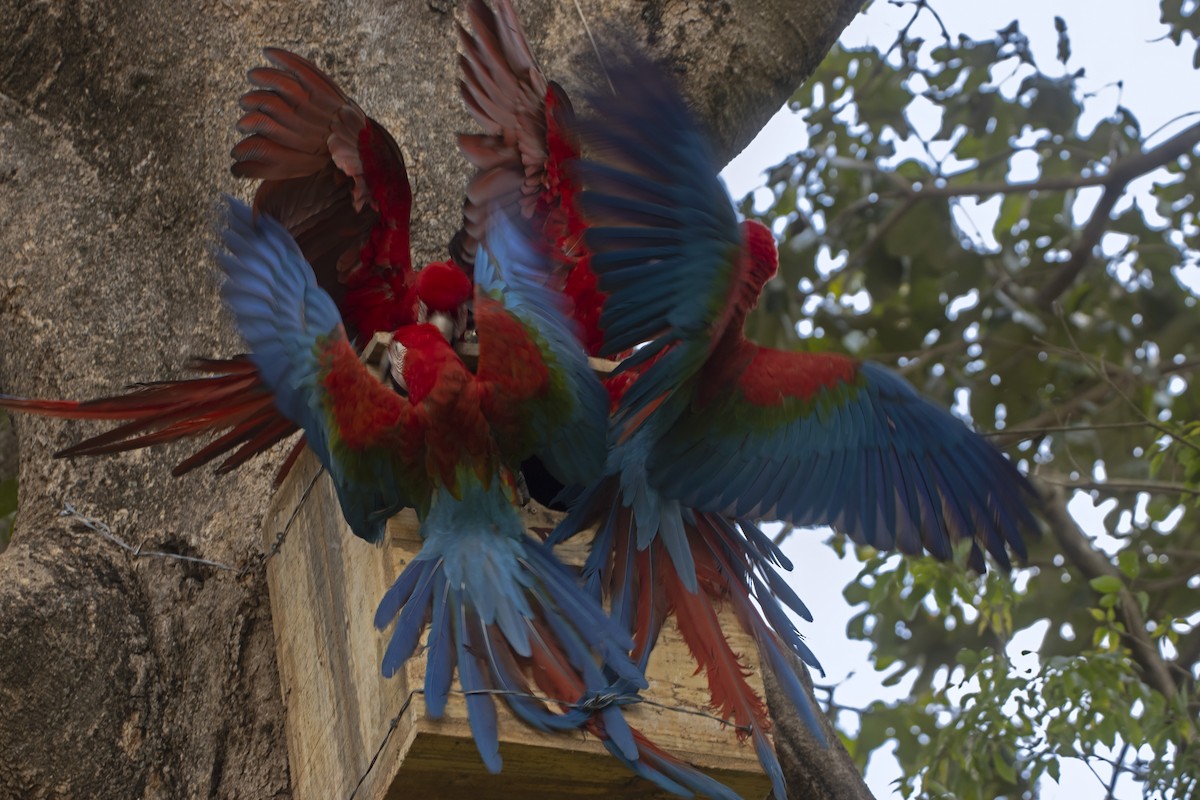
(218, 197, 656, 774)
(576, 53, 741, 364)
(474, 211, 609, 488)
(650, 360, 1038, 572)
(556, 43, 1040, 799)
(219, 199, 340, 447)
(220, 196, 416, 543)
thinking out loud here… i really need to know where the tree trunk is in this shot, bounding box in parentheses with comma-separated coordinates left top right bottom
(0, 1, 860, 797)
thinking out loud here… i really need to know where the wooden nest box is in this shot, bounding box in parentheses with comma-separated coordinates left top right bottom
(261, 337, 773, 799)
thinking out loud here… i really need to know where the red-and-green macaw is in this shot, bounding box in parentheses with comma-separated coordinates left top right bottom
(450, 4, 826, 791)
(217, 194, 618, 762)
(547, 51, 1041, 793)
(0, 49, 443, 485)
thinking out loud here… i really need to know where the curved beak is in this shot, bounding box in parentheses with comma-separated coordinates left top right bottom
(429, 311, 458, 343)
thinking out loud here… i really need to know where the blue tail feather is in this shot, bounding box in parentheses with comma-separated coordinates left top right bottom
(373, 479, 648, 772)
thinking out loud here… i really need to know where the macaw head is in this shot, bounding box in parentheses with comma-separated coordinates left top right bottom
(740, 219, 779, 292)
(387, 323, 459, 403)
(414, 260, 472, 343)
(735, 219, 779, 314)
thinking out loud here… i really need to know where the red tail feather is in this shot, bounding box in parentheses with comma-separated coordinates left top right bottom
(0, 357, 303, 481)
(661, 541, 770, 740)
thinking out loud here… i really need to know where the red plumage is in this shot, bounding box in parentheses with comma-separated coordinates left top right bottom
(664, 543, 769, 741)
(453, 0, 611, 355)
(0, 356, 299, 484)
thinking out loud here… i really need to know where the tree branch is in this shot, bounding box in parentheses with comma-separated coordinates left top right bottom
(1036, 481, 1180, 700)
(1034, 184, 1123, 310)
(1034, 121, 1200, 308)
(834, 118, 1200, 310)
(761, 650, 876, 800)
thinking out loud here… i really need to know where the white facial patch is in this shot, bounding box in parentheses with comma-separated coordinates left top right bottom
(387, 340, 408, 391)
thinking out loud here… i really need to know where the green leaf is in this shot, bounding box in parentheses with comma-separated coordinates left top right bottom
(1088, 575, 1123, 594)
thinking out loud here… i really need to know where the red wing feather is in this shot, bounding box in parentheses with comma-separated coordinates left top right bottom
(232, 48, 414, 342)
(453, 0, 580, 268)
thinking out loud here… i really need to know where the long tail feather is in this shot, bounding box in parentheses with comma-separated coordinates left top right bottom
(523, 617, 742, 800)
(0, 356, 304, 481)
(374, 479, 646, 771)
(555, 480, 827, 793)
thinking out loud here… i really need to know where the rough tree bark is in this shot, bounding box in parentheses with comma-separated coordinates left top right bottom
(0, 1, 861, 797)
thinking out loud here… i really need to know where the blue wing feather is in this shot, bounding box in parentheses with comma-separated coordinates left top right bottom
(648, 351, 1037, 569)
(576, 54, 741, 363)
(474, 211, 608, 487)
(218, 196, 421, 543)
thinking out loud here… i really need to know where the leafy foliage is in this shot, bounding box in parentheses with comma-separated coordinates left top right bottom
(746, 2, 1200, 795)
(1161, 0, 1200, 69)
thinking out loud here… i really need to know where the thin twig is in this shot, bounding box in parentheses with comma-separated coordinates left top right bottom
(990, 358, 1200, 449)
(1107, 742, 1130, 799)
(1038, 477, 1200, 497)
(239, 465, 325, 576)
(983, 421, 1167, 439)
(1076, 748, 1114, 792)
(1052, 309, 1200, 459)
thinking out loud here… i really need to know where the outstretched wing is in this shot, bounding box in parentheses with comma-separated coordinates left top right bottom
(650, 346, 1038, 570)
(218, 197, 429, 542)
(576, 53, 742, 373)
(473, 212, 607, 487)
(232, 48, 415, 342)
(453, 0, 580, 267)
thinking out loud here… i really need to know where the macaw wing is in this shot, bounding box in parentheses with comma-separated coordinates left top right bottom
(473, 213, 607, 487)
(648, 348, 1038, 571)
(219, 198, 429, 542)
(231, 48, 414, 341)
(453, 0, 579, 268)
(576, 55, 742, 369)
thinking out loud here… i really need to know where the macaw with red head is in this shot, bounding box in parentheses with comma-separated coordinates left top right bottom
(217, 195, 620, 765)
(543, 49, 1041, 795)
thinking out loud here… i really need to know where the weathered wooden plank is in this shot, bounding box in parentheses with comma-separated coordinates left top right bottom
(264, 450, 772, 799)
